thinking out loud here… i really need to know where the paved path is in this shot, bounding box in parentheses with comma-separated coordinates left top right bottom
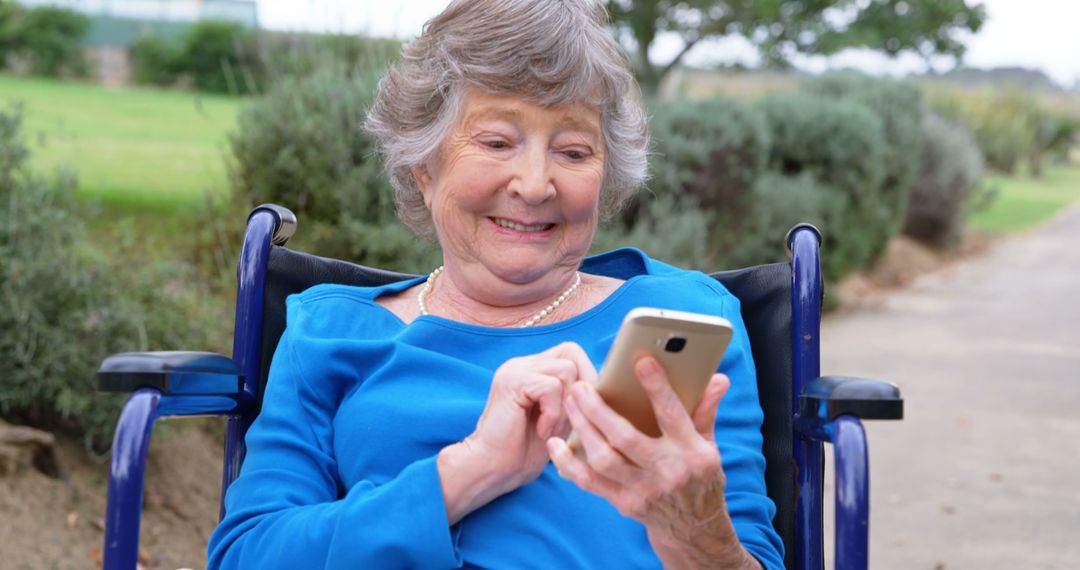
(821, 204, 1080, 569)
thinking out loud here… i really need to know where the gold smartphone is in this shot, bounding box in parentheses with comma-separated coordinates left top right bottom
(567, 307, 733, 457)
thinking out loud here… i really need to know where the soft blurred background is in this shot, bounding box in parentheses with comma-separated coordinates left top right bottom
(0, 1, 1076, 568)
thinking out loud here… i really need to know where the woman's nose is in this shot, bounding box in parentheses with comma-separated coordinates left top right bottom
(506, 147, 556, 204)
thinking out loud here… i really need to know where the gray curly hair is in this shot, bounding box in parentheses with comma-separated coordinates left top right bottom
(364, 0, 649, 240)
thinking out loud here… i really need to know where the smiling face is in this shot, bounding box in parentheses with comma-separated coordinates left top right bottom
(413, 89, 605, 304)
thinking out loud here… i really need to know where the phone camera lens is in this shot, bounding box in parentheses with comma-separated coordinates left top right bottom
(664, 337, 687, 353)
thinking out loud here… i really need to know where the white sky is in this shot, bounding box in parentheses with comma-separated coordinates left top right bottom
(256, 0, 1080, 89)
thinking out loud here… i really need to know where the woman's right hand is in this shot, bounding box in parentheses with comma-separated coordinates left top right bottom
(438, 342, 597, 524)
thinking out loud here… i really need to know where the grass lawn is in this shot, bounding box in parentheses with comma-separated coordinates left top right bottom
(0, 73, 242, 212)
(970, 163, 1080, 234)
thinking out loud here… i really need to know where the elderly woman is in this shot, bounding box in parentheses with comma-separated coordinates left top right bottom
(208, 0, 783, 568)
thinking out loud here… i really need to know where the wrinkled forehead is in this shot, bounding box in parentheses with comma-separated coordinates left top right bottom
(455, 89, 603, 139)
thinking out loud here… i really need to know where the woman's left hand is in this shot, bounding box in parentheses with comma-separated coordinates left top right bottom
(547, 356, 761, 569)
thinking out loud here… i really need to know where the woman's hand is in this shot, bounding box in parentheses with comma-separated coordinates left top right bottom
(438, 342, 597, 524)
(547, 356, 761, 569)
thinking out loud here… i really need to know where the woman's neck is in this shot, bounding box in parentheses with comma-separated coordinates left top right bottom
(425, 265, 585, 328)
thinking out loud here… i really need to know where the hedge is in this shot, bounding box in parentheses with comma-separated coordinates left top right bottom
(903, 112, 985, 248)
(177, 20, 261, 94)
(803, 73, 925, 260)
(758, 92, 888, 280)
(0, 5, 89, 77)
(0, 105, 214, 450)
(229, 65, 440, 271)
(642, 97, 771, 260)
(229, 69, 967, 283)
(130, 34, 181, 87)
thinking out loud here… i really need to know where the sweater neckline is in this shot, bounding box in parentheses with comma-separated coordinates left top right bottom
(369, 248, 651, 335)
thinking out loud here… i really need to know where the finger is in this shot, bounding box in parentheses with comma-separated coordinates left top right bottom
(528, 357, 580, 387)
(569, 382, 654, 466)
(635, 356, 697, 440)
(691, 373, 730, 439)
(547, 436, 622, 498)
(550, 410, 572, 440)
(521, 374, 568, 440)
(564, 391, 639, 482)
(545, 342, 599, 384)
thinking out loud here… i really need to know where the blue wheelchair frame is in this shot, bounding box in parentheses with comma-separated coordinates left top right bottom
(99, 206, 899, 570)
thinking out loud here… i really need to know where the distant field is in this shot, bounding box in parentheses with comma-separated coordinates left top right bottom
(971, 163, 1080, 234)
(0, 73, 241, 211)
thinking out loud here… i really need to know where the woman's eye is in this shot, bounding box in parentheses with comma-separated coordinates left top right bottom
(562, 149, 590, 161)
(483, 139, 511, 150)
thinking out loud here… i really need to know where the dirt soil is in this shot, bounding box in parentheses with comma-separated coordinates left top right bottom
(832, 230, 994, 310)
(0, 421, 224, 570)
(0, 232, 996, 570)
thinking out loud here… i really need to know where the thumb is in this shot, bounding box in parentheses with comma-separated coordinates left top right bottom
(691, 373, 730, 439)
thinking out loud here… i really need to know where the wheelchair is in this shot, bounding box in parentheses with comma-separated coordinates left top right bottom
(98, 204, 903, 570)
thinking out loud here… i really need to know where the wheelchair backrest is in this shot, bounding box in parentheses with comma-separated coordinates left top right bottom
(257, 246, 794, 568)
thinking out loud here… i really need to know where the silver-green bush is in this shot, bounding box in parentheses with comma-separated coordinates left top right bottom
(758, 92, 887, 280)
(803, 73, 925, 259)
(229, 66, 439, 271)
(903, 112, 985, 248)
(640, 98, 771, 261)
(0, 106, 212, 450)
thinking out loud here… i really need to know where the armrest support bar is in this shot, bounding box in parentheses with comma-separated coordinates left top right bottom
(102, 385, 243, 570)
(795, 415, 870, 570)
(104, 389, 160, 570)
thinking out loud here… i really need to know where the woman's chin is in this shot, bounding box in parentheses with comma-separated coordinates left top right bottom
(476, 257, 566, 287)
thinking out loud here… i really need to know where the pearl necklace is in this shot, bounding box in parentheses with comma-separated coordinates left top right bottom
(416, 266, 582, 327)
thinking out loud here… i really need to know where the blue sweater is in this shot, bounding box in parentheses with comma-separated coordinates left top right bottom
(207, 248, 784, 569)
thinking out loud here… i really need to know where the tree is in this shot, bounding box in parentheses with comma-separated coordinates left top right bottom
(1, 6, 90, 76)
(607, 0, 986, 94)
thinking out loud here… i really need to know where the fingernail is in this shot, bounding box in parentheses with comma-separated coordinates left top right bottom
(637, 357, 660, 378)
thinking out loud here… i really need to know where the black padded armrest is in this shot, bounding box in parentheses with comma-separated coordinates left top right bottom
(798, 376, 903, 421)
(98, 351, 242, 395)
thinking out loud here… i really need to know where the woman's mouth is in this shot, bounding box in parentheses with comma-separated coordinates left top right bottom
(490, 217, 556, 233)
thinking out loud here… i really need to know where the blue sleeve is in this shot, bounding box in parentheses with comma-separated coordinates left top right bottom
(716, 294, 785, 570)
(206, 299, 462, 569)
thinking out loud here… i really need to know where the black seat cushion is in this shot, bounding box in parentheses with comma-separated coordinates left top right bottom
(259, 246, 794, 567)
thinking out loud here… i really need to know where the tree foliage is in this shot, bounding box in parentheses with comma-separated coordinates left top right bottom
(606, 0, 986, 92)
(0, 5, 89, 76)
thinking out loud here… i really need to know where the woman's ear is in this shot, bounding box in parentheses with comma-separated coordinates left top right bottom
(411, 165, 434, 209)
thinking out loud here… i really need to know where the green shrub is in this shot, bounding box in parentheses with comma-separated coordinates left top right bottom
(6, 6, 89, 76)
(0, 3, 24, 67)
(641, 97, 770, 258)
(971, 94, 1031, 174)
(594, 194, 715, 271)
(229, 66, 439, 271)
(257, 32, 401, 86)
(728, 171, 847, 275)
(803, 73, 925, 258)
(0, 105, 214, 450)
(758, 93, 887, 280)
(903, 112, 985, 248)
(1030, 111, 1079, 173)
(177, 20, 260, 94)
(130, 35, 181, 87)
(931, 90, 1069, 175)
